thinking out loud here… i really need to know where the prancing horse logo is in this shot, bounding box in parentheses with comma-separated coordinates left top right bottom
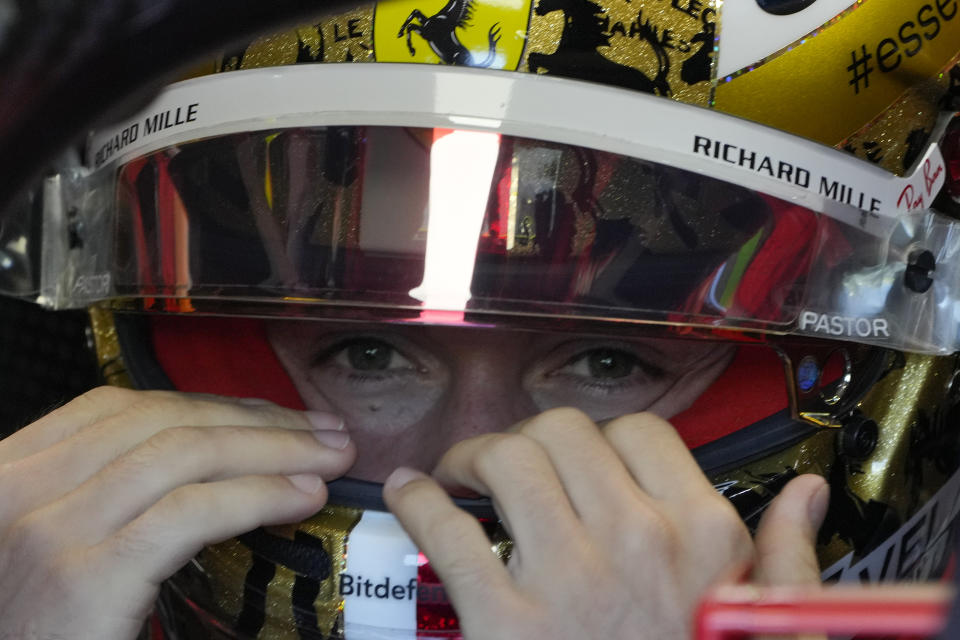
(398, 0, 502, 67)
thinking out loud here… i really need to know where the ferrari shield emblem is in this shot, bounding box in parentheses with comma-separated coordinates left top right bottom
(374, 0, 532, 69)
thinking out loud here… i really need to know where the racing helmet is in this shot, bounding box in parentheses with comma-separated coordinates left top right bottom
(3, 0, 960, 638)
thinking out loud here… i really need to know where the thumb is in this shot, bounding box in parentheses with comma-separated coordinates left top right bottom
(752, 473, 829, 586)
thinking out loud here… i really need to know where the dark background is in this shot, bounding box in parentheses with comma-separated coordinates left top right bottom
(0, 297, 101, 437)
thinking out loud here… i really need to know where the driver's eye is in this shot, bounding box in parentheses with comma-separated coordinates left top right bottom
(583, 348, 638, 379)
(554, 346, 663, 385)
(347, 340, 394, 371)
(325, 337, 416, 374)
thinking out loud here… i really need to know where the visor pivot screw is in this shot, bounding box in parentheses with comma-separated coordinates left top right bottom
(904, 249, 935, 293)
(839, 413, 878, 460)
(796, 356, 820, 393)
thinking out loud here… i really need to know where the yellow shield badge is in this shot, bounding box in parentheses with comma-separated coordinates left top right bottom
(374, 0, 532, 69)
(523, 0, 716, 106)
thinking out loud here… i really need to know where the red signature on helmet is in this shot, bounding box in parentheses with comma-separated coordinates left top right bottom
(898, 156, 946, 210)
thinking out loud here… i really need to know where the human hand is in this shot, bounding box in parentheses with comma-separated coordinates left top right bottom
(382, 408, 828, 640)
(0, 387, 356, 640)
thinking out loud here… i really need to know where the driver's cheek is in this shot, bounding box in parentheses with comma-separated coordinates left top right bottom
(331, 384, 443, 481)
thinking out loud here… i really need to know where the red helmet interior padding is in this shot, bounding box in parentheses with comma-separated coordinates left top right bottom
(151, 316, 305, 410)
(150, 316, 788, 450)
(671, 345, 787, 449)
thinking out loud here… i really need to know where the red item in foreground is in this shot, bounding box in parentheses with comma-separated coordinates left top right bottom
(695, 584, 953, 640)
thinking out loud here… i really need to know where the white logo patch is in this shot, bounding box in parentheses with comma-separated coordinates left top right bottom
(799, 311, 890, 339)
(71, 273, 111, 298)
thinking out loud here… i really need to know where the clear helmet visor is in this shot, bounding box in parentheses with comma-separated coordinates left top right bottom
(112, 125, 816, 323)
(10, 64, 960, 355)
(43, 120, 960, 355)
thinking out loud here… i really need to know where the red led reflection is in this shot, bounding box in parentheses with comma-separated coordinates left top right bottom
(416, 551, 461, 638)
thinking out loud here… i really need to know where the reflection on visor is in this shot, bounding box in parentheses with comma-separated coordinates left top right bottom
(17, 125, 960, 354)
(116, 127, 794, 317)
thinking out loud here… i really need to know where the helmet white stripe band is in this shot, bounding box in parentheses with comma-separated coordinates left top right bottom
(87, 63, 949, 225)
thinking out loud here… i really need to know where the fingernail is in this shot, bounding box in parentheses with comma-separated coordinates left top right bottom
(313, 429, 351, 450)
(288, 474, 325, 494)
(305, 411, 345, 431)
(807, 481, 830, 531)
(385, 466, 426, 491)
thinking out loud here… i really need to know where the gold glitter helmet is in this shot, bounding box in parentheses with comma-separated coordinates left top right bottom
(4, 0, 960, 638)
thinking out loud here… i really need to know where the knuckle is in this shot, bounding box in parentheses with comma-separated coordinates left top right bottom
(101, 449, 154, 490)
(122, 392, 189, 425)
(527, 407, 593, 431)
(126, 391, 300, 430)
(124, 425, 249, 482)
(165, 395, 238, 424)
(601, 412, 662, 442)
(391, 475, 431, 505)
(385, 489, 418, 519)
(473, 433, 544, 475)
(617, 505, 676, 557)
(245, 402, 304, 427)
(535, 406, 591, 424)
(4, 512, 59, 559)
(148, 483, 204, 527)
(599, 417, 633, 443)
(390, 478, 445, 522)
(78, 385, 137, 407)
(181, 392, 298, 426)
(68, 385, 139, 419)
(522, 407, 595, 440)
(694, 494, 742, 528)
(140, 425, 206, 458)
(112, 427, 205, 481)
(693, 496, 751, 553)
(124, 391, 234, 427)
(108, 523, 165, 562)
